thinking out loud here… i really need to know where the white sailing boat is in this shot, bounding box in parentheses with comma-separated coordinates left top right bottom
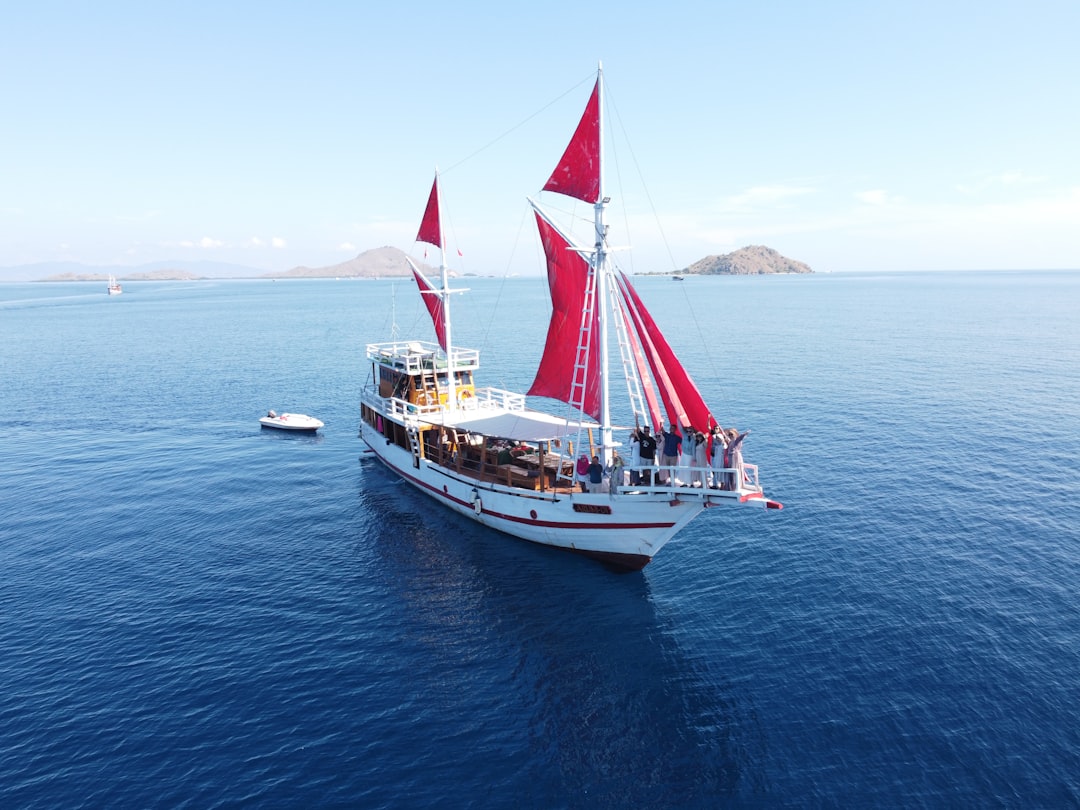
(107, 274, 122, 295)
(359, 67, 781, 570)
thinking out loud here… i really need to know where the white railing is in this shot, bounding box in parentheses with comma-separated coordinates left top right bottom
(366, 341, 480, 373)
(471, 386, 526, 411)
(607, 463, 762, 494)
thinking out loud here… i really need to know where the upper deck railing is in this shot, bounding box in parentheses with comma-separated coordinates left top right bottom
(366, 340, 480, 375)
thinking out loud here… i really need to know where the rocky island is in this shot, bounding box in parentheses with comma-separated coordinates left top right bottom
(682, 245, 812, 275)
(265, 246, 429, 279)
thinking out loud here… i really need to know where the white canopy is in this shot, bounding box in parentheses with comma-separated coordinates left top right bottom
(420, 408, 599, 443)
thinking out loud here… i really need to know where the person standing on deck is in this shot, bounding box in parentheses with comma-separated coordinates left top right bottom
(637, 425, 657, 485)
(575, 454, 590, 492)
(659, 424, 682, 485)
(628, 428, 642, 485)
(691, 429, 708, 487)
(726, 428, 749, 490)
(587, 455, 604, 493)
(709, 426, 728, 488)
(609, 451, 625, 495)
(683, 427, 697, 484)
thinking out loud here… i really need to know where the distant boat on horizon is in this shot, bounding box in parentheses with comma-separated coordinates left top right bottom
(107, 275, 122, 296)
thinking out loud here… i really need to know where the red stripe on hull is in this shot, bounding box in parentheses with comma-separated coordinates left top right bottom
(378, 453, 676, 532)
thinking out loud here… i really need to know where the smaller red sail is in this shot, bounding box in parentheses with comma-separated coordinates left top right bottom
(618, 271, 717, 434)
(416, 175, 442, 249)
(617, 271, 689, 430)
(410, 262, 446, 351)
(617, 295, 664, 430)
(542, 79, 600, 205)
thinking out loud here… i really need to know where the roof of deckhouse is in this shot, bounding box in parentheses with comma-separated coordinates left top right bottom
(418, 408, 600, 443)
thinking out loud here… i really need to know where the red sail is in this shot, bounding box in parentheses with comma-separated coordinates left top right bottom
(616, 271, 688, 430)
(618, 294, 664, 430)
(528, 211, 601, 419)
(409, 263, 446, 351)
(617, 271, 717, 434)
(542, 80, 600, 204)
(416, 175, 442, 249)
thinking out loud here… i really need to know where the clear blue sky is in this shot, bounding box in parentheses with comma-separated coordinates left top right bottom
(2, 0, 1077, 274)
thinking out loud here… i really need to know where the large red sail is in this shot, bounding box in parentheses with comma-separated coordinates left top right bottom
(617, 271, 717, 433)
(528, 211, 601, 419)
(409, 262, 446, 351)
(416, 175, 442, 249)
(542, 80, 600, 204)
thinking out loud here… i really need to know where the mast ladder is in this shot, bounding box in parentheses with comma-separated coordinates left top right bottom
(417, 365, 440, 406)
(568, 262, 597, 416)
(607, 278, 648, 425)
(407, 428, 422, 468)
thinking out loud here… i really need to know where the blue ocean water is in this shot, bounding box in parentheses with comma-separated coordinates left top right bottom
(2, 271, 1079, 808)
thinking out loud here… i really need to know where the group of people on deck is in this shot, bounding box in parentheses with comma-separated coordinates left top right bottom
(626, 422, 749, 490)
(572, 422, 750, 493)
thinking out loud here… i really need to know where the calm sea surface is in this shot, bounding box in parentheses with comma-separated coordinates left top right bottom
(2, 271, 1079, 808)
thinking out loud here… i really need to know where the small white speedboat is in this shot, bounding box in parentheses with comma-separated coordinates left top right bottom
(259, 410, 324, 432)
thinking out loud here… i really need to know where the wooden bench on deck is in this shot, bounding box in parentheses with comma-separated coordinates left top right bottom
(497, 464, 539, 490)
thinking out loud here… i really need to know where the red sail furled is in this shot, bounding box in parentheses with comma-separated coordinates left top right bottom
(617, 271, 717, 434)
(416, 174, 442, 249)
(409, 261, 446, 351)
(528, 211, 600, 419)
(617, 295, 664, 430)
(616, 272, 688, 430)
(542, 79, 600, 204)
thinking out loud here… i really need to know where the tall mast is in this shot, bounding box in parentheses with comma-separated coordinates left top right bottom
(435, 171, 457, 406)
(594, 63, 612, 463)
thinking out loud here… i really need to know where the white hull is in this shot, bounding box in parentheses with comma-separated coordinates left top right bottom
(359, 406, 772, 571)
(260, 413, 323, 431)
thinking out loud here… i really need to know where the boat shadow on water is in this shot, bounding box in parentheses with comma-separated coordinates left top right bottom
(354, 456, 767, 804)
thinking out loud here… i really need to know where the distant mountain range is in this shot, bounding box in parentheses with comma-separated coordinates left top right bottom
(1, 247, 431, 282)
(3, 244, 811, 282)
(682, 245, 812, 275)
(266, 246, 433, 279)
(1, 259, 267, 283)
